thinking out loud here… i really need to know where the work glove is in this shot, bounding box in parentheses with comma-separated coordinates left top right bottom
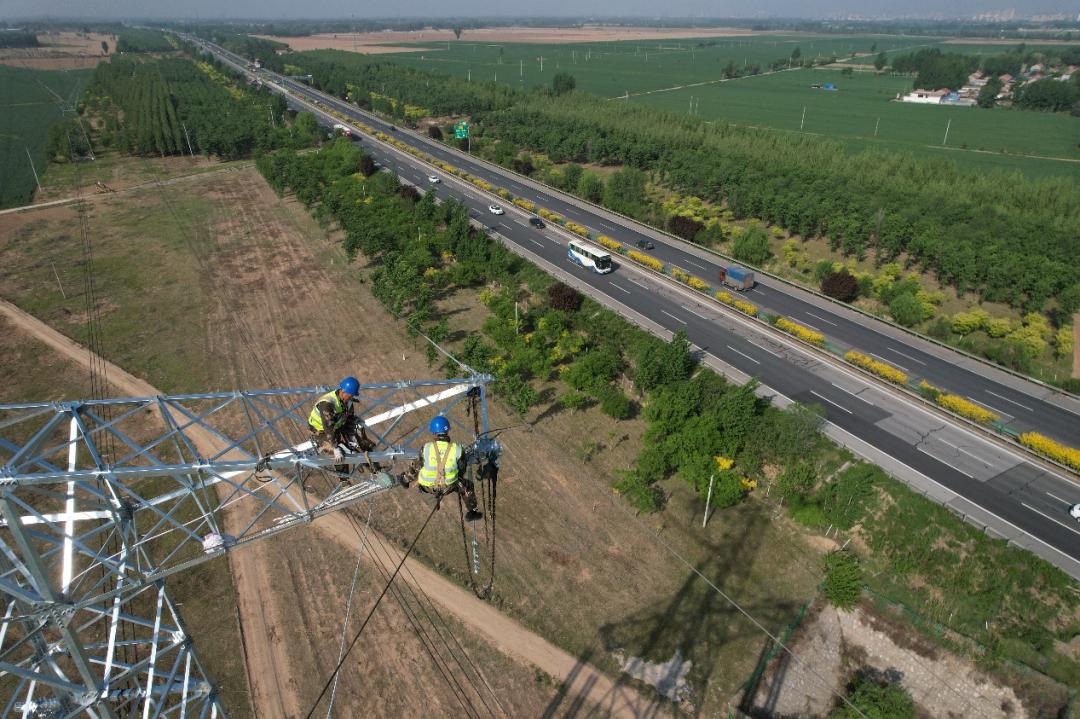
(333, 446, 344, 462)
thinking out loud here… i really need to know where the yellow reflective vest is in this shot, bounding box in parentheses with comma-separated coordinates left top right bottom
(417, 441, 463, 487)
(308, 390, 349, 433)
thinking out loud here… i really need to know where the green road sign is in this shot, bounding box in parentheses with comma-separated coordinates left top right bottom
(454, 121, 469, 139)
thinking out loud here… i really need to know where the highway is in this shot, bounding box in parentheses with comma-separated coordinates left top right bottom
(192, 37, 1080, 577)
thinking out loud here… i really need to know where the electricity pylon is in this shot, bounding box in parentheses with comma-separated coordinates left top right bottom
(0, 377, 497, 717)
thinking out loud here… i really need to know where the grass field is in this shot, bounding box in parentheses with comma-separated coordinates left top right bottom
(0, 64, 92, 208)
(377, 35, 1079, 177)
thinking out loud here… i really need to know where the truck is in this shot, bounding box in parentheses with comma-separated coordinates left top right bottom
(719, 265, 755, 291)
(332, 123, 353, 138)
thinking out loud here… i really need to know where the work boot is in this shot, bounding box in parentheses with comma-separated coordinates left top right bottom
(396, 473, 411, 489)
(464, 509, 483, 522)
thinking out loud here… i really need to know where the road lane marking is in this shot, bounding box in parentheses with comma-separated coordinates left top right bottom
(935, 437, 989, 465)
(800, 321, 822, 332)
(1046, 492, 1072, 506)
(660, 309, 687, 324)
(611, 283, 631, 294)
(985, 390, 1034, 412)
(810, 390, 853, 415)
(748, 288, 764, 295)
(805, 311, 838, 327)
(747, 339, 780, 357)
(528, 238, 544, 248)
(885, 346, 927, 366)
(869, 352, 909, 373)
(916, 446, 973, 478)
(1020, 502, 1080, 537)
(629, 278, 649, 289)
(831, 382, 874, 405)
(965, 395, 1012, 419)
(727, 345, 760, 365)
(686, 260, 708, 270)
(681, 305, 709, 320)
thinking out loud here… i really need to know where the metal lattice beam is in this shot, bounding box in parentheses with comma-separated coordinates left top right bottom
(0, 377, 497, 717)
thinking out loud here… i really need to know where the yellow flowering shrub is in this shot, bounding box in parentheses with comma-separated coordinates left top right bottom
(844, 351, 908, 385)
(627, 251, 664, 272)
(714, 456, 734, 471)
(935, 394, 998, 424)
(513, 198, 537, 212)
(596, 235, 622, 252)
(565, 222, 590, 237)
(733, 299, 758, 316)
(775, 318, 826, 345)
(1019, 432, 1080, 472)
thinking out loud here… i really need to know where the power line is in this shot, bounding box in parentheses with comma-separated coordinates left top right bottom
(303, 502, 439, 719)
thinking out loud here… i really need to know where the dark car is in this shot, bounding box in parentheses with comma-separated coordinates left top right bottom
(636, 239, 655, 251)
(529, 217, 545, 229)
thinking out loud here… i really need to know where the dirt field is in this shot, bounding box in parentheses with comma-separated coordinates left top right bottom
(257, 25, 759, 53)
(0, 31, 113, 69)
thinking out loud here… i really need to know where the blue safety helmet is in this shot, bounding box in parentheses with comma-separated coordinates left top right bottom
(429, 415, 450, 435)
(338, 376, 360, 396)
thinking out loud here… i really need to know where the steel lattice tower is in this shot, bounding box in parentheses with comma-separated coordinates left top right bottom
(0, 378, 497, 717)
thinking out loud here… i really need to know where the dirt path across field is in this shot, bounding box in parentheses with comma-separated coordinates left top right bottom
(0, 297, 661, 719)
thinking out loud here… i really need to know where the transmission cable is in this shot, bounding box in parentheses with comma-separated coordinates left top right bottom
(302, 502, 439, 719)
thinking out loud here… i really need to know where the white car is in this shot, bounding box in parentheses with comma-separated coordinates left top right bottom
(1070, 504, 1080, 522)
(428, 175, 440, 184)
(488, 204, 504, 215)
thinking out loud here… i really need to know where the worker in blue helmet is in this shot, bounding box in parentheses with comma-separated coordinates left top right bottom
(308, 376, 376, 475)
(399, 415, 481, 521)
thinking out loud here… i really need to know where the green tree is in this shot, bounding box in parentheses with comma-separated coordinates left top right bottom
(599, 387, 632, 420)
(791, 47, 802, 61)
(823, 550, 863, 610)
(561, 163, 583, 192)
(452, 27, 463, 40)
(577, 172, 604, 203)
(874, 52, 887, 71)
(101, 40, 109, 55)
(731, 224, 772, 266)
(888, 292, 924, 327)
(634, 329, 695, 391)
(552, 72, 577, 95)
(977, 77, 1003, 108)
(602, 167, 647, 216)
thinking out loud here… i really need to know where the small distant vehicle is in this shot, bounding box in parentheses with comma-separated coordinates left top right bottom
(1070, 504, 1080, 522)
(390, 125, 398, 132)
(636, 239, 655, 251)
(428, 175, 440, 184)
(332, 123, 352, 138)
(488, 204, 504, 215)
(719, 265, 755, 291)
(529, 217, 545, 229)
(567, 239, 613, 274)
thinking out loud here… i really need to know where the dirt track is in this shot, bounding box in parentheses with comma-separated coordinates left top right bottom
(0, 297, 661, 718)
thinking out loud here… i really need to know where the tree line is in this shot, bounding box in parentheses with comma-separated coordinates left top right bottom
(80, 56, 320, 160)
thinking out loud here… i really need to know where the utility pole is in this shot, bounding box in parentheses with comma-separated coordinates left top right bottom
(520, 59, 523, 77)
(51, 263, 66, 299)
(703, 474, 715, 528)
(800, 105, 806, 130)
(181, 121, 195, 157)
(468, 69, 471, 82)
(540, 56, 543, 72)
(25, 147, 41, 193)
(874, 117, 880, 137)
(267, 104, 276, 128)
(942, 117, 952, 145)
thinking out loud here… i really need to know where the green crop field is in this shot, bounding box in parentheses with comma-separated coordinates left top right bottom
(383, 33, 935, 97)
(378, 35, 1079, 177)
(633, 69, 1080, 174)
(0, 65, 93, 209)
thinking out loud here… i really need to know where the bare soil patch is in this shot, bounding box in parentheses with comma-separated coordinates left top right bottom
(0, 31, 113, 69)
(258, 25, 760, 53)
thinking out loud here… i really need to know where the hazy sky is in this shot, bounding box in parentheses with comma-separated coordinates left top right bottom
(2, 0, 1076, 20)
